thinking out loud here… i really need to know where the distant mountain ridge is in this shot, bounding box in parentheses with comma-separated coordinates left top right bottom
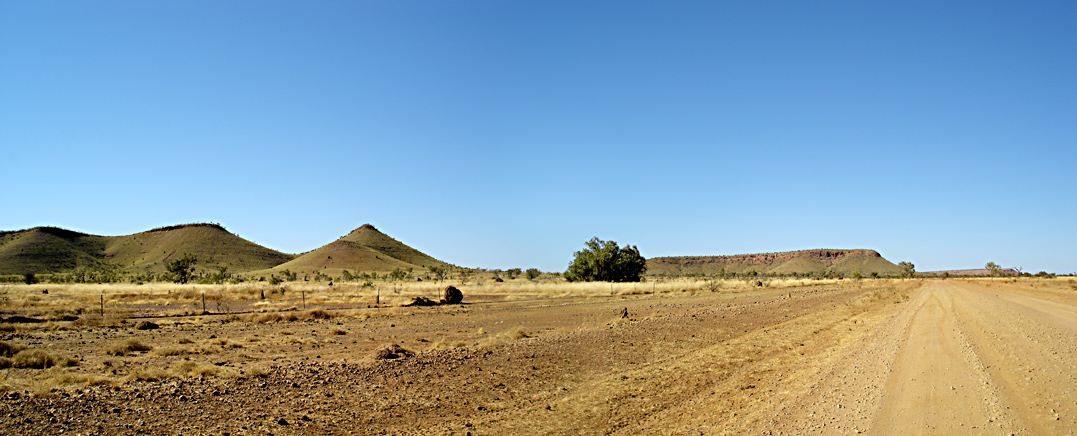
(4, 223, 901, 279)
(925, 268, 1020, 277)
(647, 249, 901, 276)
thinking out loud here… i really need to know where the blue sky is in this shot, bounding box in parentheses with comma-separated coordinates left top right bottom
(2, 1, 1074, 274)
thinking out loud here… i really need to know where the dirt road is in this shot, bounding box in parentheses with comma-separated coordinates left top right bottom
(774, 280, 1077, 436)
(2, 279, 1075, 435)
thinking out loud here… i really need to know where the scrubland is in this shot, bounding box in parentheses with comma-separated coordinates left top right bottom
(1, 277, 1075, 435)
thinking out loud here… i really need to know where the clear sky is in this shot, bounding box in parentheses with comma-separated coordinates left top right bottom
(2, 1, 1074, 274)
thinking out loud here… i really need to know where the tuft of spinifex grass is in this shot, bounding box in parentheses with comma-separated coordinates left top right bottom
(106, 339, 152, 356)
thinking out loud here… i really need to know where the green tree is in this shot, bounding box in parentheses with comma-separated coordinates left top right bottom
(458, 268, 473, 283)
(210, 266, 230, 284)
(898, 261, 915, 279)
(985, 261, 1001, 276)
(506, 268, 522, 280)
(525, 268, 541, 280)
(564, 237, 647, 282)
(390, 267, 407, 281)
(167, 253, 198, 284)
(23, 272, 38, 285)
(280, 269, 297, 282)
(428, 266, 445, 282)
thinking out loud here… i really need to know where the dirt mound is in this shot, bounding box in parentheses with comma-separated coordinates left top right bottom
(403, 297, 438, 307)
(134, 321, 159, 330)
(441, 286, 463, 304)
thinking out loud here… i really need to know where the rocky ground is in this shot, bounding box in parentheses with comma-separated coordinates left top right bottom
(1, 278, 1075, 435)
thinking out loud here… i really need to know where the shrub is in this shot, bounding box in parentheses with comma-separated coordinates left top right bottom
(107, 339, 153, 356)
(166, 253, 197, 284)
(3, 349, 77, 369)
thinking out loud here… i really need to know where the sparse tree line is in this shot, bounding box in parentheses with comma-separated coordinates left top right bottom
(4, 247, 1068, 285)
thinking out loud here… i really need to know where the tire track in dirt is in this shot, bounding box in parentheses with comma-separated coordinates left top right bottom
(948, 281, 1077, 435)
(759, 281, 925, 435)
(870, 282, 1015, 435)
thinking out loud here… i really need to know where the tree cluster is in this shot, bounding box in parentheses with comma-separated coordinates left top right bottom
(564, 237, 647, 282)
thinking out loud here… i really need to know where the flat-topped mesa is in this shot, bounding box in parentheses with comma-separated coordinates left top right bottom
(142, 223, 228, 234)
(670, 249, 882, 266)
(647, 249, 897, 276)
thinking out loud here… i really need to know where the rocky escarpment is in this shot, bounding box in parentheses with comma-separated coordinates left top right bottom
(648, 249, 898, 276)
(663, 249, 881, 266)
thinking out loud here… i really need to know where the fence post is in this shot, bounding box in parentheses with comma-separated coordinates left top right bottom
(202, 292, 206, 314)
(100, 294, 104, 317)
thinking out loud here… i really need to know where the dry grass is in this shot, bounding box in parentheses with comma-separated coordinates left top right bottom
(0, 340, 25, 357)
(278, 336, 320, 345)
(124, 359, 239, 381)
(0, 341, 77, 369)
(106, 339, 152, 356)
(479, 327, 533, 348)
(0, 349, 78, 369)
(430, 340, 467, 350)
(244, 363, 271, 378)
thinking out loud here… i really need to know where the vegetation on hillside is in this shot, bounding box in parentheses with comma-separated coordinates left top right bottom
(0, 223, 293, 276)
(166, 254, 198, 284)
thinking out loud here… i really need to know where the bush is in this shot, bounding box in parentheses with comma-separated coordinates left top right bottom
(564, 237, 647, 282)
(166, 253, 197, 284)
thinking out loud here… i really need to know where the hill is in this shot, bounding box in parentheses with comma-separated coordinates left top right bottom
(647, 249, 901, 277)
(0, 227, 110, 274)
(0, 224, 294, 275)
(926, 268, 1020, 277)
(256, 224, 450, 277)
(103, 224, 295, 273)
